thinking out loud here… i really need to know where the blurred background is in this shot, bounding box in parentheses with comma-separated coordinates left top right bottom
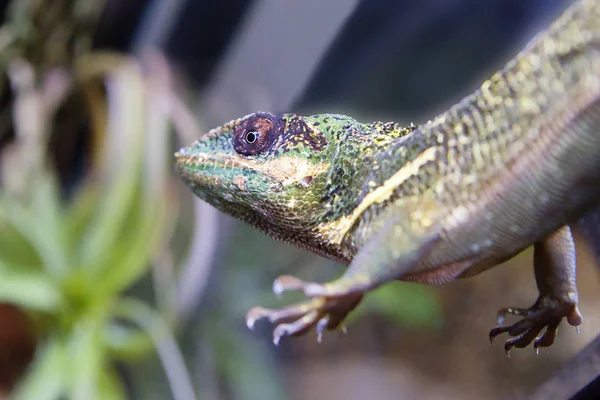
(0, 0, 598, 399)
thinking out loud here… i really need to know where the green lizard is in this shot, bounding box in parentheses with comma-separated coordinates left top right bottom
(175, 0, 600, 353)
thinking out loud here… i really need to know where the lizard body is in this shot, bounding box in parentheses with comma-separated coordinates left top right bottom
(176, 0, 600, 351)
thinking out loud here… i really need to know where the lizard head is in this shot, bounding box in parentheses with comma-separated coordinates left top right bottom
(175, 112, 411, 262)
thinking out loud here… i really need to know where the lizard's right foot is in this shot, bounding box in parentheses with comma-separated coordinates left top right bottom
(488, 294, 582, 354)
(245, 275, 363, 345)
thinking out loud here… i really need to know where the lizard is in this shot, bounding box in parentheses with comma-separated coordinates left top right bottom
(175, 0, 600, 353)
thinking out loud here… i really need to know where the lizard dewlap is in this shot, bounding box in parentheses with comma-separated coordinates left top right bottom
(176, 0, 600, 352)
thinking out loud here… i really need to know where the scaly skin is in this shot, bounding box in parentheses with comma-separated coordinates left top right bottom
(176, 0, 600, 353)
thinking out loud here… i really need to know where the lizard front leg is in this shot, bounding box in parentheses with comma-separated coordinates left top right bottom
(489, 225, 582, 354)
(246, 211, 441, 344)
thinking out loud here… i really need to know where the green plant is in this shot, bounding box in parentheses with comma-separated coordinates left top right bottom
(0, 54, 193, 400)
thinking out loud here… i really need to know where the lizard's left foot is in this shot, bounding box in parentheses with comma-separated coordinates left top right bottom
(488, 295, 582, 354)
(245, 275, 363, 345)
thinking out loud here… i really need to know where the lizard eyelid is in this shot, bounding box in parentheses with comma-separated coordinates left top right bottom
(233, 114, 277, 156)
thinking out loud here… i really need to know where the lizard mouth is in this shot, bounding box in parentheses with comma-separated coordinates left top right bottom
(175, 148, 329, 187)
(174, 150, 231, 184)
(175, 149, 247, 172)
(174, 150, 218, 167)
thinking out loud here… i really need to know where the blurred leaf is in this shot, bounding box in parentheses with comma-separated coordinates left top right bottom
(0, 192, 68, 278)
(94, 201, 164, 298)
(67, 319, 105, 400)
(29, 173, 70, 270)
(13, 339, 67, 400)
(349, 281, 443, 329)
(97, 366, 127, 400)
(65, 184, 100, 248)
(104, 321, 153, 360)
(77, 62, 144, 274)
(0, 260, 64, 311)
(0, 221, 42, 269)
(76, 173, 139, 275)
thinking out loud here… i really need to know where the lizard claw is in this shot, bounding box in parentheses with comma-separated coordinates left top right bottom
(488, 295, 582, 352)
(246, 275, 363, 345)
(246, 306, 273, 330)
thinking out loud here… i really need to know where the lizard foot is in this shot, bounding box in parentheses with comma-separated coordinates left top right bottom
(246, 275, 363, 345)
(488, 295, 582, 355)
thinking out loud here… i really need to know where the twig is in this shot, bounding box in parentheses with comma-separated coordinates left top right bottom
(530, 334, 600, 400)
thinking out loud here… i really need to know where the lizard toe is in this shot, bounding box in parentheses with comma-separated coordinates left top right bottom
(273, 310, 322, 345)
(272, 274, 337, 298)
(533, 319, 560, 350)
(504, 325, 545, 354)
(246, 297, 326, 329)
(272, 275, 309, 295)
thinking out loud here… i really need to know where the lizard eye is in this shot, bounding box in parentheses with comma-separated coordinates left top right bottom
(244, 130, 259, 144)
(233, 114, 277, 156)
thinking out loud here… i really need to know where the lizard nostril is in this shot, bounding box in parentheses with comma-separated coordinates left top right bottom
(301, 176, 313, 186)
